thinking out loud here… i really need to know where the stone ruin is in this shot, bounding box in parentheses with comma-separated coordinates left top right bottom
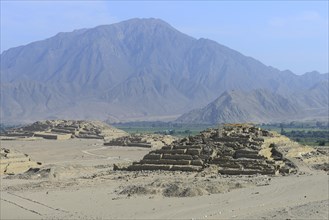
(1, 120, 127, 140)
(0, 148, 42, 175)
(104, 135, 152, 148)
(121, 124, 296, 175)
(104, 133, 176, 148)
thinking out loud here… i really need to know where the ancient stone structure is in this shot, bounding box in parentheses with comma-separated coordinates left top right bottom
(104, 135, 152, 148)
(1, 120, 127, 140)
(123, 124, 295, 175)
(104, 133, 176, 148)
(0, 148, 41, 175)
(34, 132, 72, 140)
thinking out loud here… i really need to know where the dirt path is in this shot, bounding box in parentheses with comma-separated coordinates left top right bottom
(0, 191, 71, 219)
(81, 146, 109, 158)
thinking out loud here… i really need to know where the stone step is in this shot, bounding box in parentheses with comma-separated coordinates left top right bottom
(186, 149, 202, 155)
(235, 154, 265, 160)
(127, 143, 152, 148)
(173, 145, 203, 150)
(236, 154, 265, 160)
(216, 137, 250, 143)
(162, 154, 193, 160)
(34, 132, 72, 140)
(139, 159, 191, 165)
(127, 164, 172, 171)
(243, 163, 274, 170)
(161, 146, 173, 150)
(143, 154, 162, 160)
(126, 164, 202, 172)
(5, 132, 34, 137)
(219, 168, 277, 175)
(235, 149, 259, 155)
(75, 134, 103, 139)
(170, 165, 202, 172)
(155, 149, 187, 154)
(234, 150, 265, 160)
(51, 128, 75, 134)
(191, 159, 204, 166)
(210, 161, 242, 169)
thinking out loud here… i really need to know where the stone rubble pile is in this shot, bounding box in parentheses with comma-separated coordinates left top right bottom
(124, 124, 296, 175)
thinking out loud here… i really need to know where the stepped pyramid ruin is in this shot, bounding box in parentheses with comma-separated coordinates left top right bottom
(0, 148, 41, 175)
(1, 120, 127, 140)
(123, 124, 296, 175)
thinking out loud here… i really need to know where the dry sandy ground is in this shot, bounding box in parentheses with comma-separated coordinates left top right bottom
(1, 138, 328, 219)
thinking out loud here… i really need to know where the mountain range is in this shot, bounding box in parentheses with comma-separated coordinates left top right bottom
(176, 85, 328, 124)
(1, 18, 328, 124)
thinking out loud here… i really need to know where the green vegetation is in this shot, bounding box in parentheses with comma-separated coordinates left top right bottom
(281, 130, 328, 146)
(112, 121, 215, 137)
(260, 121, 329, 146)
(113, 120, 328, 146)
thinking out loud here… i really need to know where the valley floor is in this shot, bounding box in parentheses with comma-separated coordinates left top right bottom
(1, 138, 328, 219)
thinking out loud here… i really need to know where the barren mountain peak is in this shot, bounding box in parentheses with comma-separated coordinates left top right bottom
(0, 18, 327, 124)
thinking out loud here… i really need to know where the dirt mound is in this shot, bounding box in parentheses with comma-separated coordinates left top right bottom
(122, 124, 296, 175)
(0, 148, 41, 175)
(117, 171, 271, 198)
(2, 120, 127, 140)
(6, 164, 96, 180)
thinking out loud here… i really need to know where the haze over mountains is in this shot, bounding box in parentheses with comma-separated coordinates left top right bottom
(176, 86, 328, 124)
(1, 18, 328, 124)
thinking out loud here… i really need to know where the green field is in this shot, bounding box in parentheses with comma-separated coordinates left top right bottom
(2, 120, 327, 146)
(112, 121, 215, 137)
(113, 120, 329, 146)
(260, 121, 328, 146)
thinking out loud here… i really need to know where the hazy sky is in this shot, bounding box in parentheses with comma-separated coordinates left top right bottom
(1, 1, 328, 74)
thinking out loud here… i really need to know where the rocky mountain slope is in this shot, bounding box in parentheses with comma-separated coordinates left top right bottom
(1, 18, 327, 123)
(176, 85, 328, 124)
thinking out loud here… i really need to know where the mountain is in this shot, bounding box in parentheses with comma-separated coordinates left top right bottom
(176, 84, 328, 124)
(1, 18, 328, 123)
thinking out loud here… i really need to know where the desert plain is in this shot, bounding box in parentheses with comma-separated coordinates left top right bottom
(0, 123, 328, 220)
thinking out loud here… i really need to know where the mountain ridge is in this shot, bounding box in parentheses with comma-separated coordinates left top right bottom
(1, 18, 328, 123)
(176, 85, 328, 124)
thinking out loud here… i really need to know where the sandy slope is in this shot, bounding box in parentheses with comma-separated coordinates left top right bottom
(1, 138, 328, 219)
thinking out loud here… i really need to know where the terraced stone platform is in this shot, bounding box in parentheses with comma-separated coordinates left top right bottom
(0, 148, 41, 175)
(1, 120, 127, 140)
(123, 124, 296, 175)
(104, 135, 152, 148)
